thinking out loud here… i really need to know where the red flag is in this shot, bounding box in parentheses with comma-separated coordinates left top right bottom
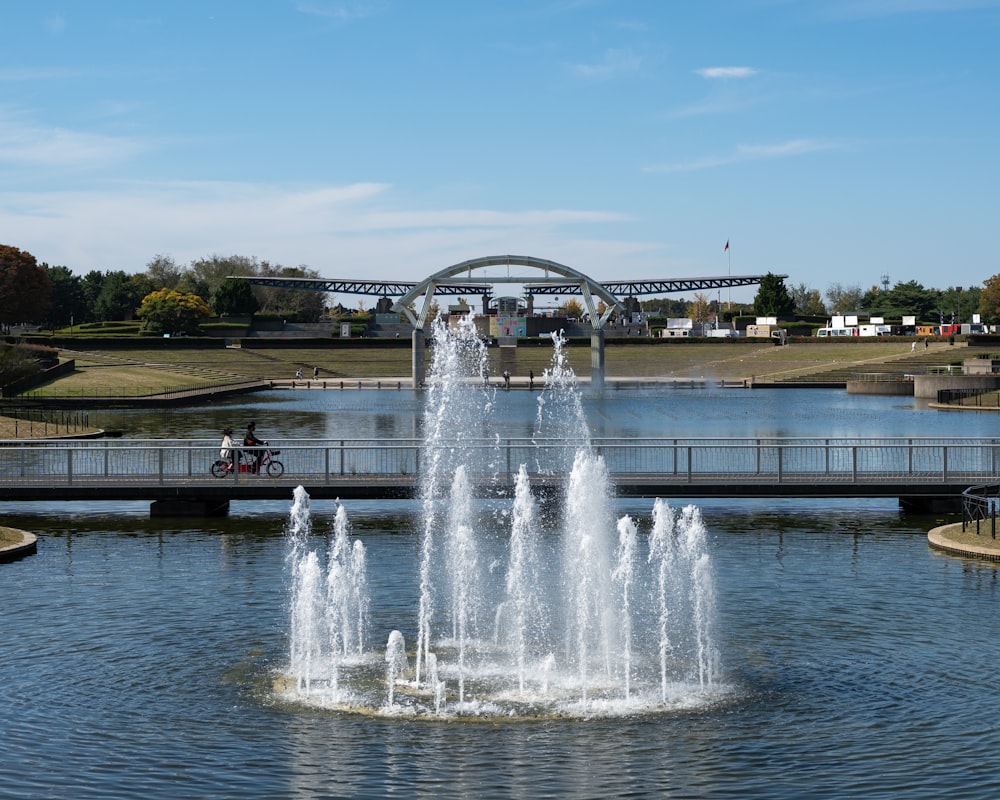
(724, 240, 729, 251)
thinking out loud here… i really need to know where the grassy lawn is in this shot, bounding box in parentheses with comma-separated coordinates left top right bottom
(10, 338, 981, 399)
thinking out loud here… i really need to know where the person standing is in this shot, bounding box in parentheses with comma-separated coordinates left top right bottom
(244, 421, 266, 474)
(529, 369, 535, 390)
(313, 366, 319, 379)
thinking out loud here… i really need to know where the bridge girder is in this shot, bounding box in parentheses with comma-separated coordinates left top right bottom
(231, 260, 784, 311)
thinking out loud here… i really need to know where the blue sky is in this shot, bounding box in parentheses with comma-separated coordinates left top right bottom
(2, 0, 998, 303)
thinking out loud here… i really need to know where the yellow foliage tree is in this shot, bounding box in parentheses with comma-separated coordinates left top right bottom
(136, 288, 213, 335)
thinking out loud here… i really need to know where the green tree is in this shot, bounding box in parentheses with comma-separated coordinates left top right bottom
(145, 254, 182, 290)
(44, 264, 88, 329)
(94, 270, 144, 321)
(640, 297, 688, 317)
(136, 288, 213, 335)
(80, 270, 106, 322)
(938, 285, 982, 325)
(880, 280, 939, 321)
(213, 278, 261, 316)
(825, 283, 863, 314)
(790, 283, 826, 316)
(753, 273, 794, 317)
(187, 254, 260, 302)
(0, 244, 53, 327)
(256, 263, 325, 321)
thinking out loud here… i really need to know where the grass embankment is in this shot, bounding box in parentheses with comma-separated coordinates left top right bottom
(21, 339, 971, 398)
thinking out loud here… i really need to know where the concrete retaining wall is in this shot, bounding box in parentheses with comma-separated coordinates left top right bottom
(913, 374, 1000, 399)
(846, 380, 913, 396)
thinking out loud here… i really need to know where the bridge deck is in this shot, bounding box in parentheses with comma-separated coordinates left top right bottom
(1, 437, 996, 504)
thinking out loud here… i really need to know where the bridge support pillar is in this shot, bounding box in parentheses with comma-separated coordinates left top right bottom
(412, 328, 426, 389)
(150, 498, 230, 518)
(899, 495, 962, 514)
(590, 328, 605, 391)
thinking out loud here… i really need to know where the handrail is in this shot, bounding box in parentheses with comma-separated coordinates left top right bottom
(962, 483, 1000, 538)
(1, 438, 997, 489)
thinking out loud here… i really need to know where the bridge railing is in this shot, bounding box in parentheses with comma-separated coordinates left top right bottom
(0, 437, 997, 486)
(962, 483, 1000, 537)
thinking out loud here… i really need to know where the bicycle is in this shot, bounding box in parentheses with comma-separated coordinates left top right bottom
(211, 447, 284, 478)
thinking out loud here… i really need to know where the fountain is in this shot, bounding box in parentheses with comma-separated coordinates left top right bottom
(281, 317, 724, 718)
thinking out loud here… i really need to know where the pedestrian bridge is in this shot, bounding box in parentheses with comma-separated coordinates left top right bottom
(1, 436, 997, 516)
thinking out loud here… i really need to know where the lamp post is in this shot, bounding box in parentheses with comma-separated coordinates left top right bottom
(956, 286, 963, 330)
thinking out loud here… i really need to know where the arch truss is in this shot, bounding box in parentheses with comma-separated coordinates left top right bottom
(392, 255, 625, 331)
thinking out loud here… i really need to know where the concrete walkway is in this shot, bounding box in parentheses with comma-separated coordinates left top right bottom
(928, 522, 1000, 562)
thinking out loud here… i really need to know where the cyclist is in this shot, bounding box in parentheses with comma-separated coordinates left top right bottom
(244, 421, 267, 474)
(219, 427, 236, 470)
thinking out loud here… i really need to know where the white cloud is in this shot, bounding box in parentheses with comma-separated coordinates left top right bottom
(696, 67, 758, 79)
(573, 48, 642, 79)
(643, 138, 842, 173)
(0, 109, 146, 168)
(0, 180, 632, 278)
(294, 1, 386, 22)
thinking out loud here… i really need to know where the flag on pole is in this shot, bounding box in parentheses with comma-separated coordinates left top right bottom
(724, 240, 729, 251)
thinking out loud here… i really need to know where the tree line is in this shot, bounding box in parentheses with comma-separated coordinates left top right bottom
(0, 245, 335, 335)
(639, 272, 998, 325)
(3, 243, 999, 332)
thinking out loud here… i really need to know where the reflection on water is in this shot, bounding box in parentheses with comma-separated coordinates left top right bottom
(3, 383, 1000, 798)
(80, 385, 1000, 443)
(4, 498, 1000, 799)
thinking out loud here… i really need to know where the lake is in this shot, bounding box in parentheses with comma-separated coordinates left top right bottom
(2, 386, 999, 799)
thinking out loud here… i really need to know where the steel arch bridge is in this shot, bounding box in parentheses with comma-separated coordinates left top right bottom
(234, 255, 783, 388)
(236, 254, 778, 322)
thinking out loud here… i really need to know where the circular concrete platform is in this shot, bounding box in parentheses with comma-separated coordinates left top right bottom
(0, 527, 37, 562)
(928, 522, 1000, 562)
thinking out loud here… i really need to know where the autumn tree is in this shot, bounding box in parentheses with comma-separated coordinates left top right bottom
(686, 292, 711, 322)
(0, 245, 53, 327)
(979, 274, 1000, 324)
(136, 288, 213, 335)
(562, 298, 585, 319)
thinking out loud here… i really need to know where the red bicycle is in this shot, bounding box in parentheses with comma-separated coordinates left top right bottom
(211, 447, 284, 478)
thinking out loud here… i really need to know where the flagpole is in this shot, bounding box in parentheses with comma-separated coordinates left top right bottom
(725, 238, 732, 311)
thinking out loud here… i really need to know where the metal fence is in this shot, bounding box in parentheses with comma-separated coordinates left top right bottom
(962, 483, 1000, 538)
(1, 436, 997, 488)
